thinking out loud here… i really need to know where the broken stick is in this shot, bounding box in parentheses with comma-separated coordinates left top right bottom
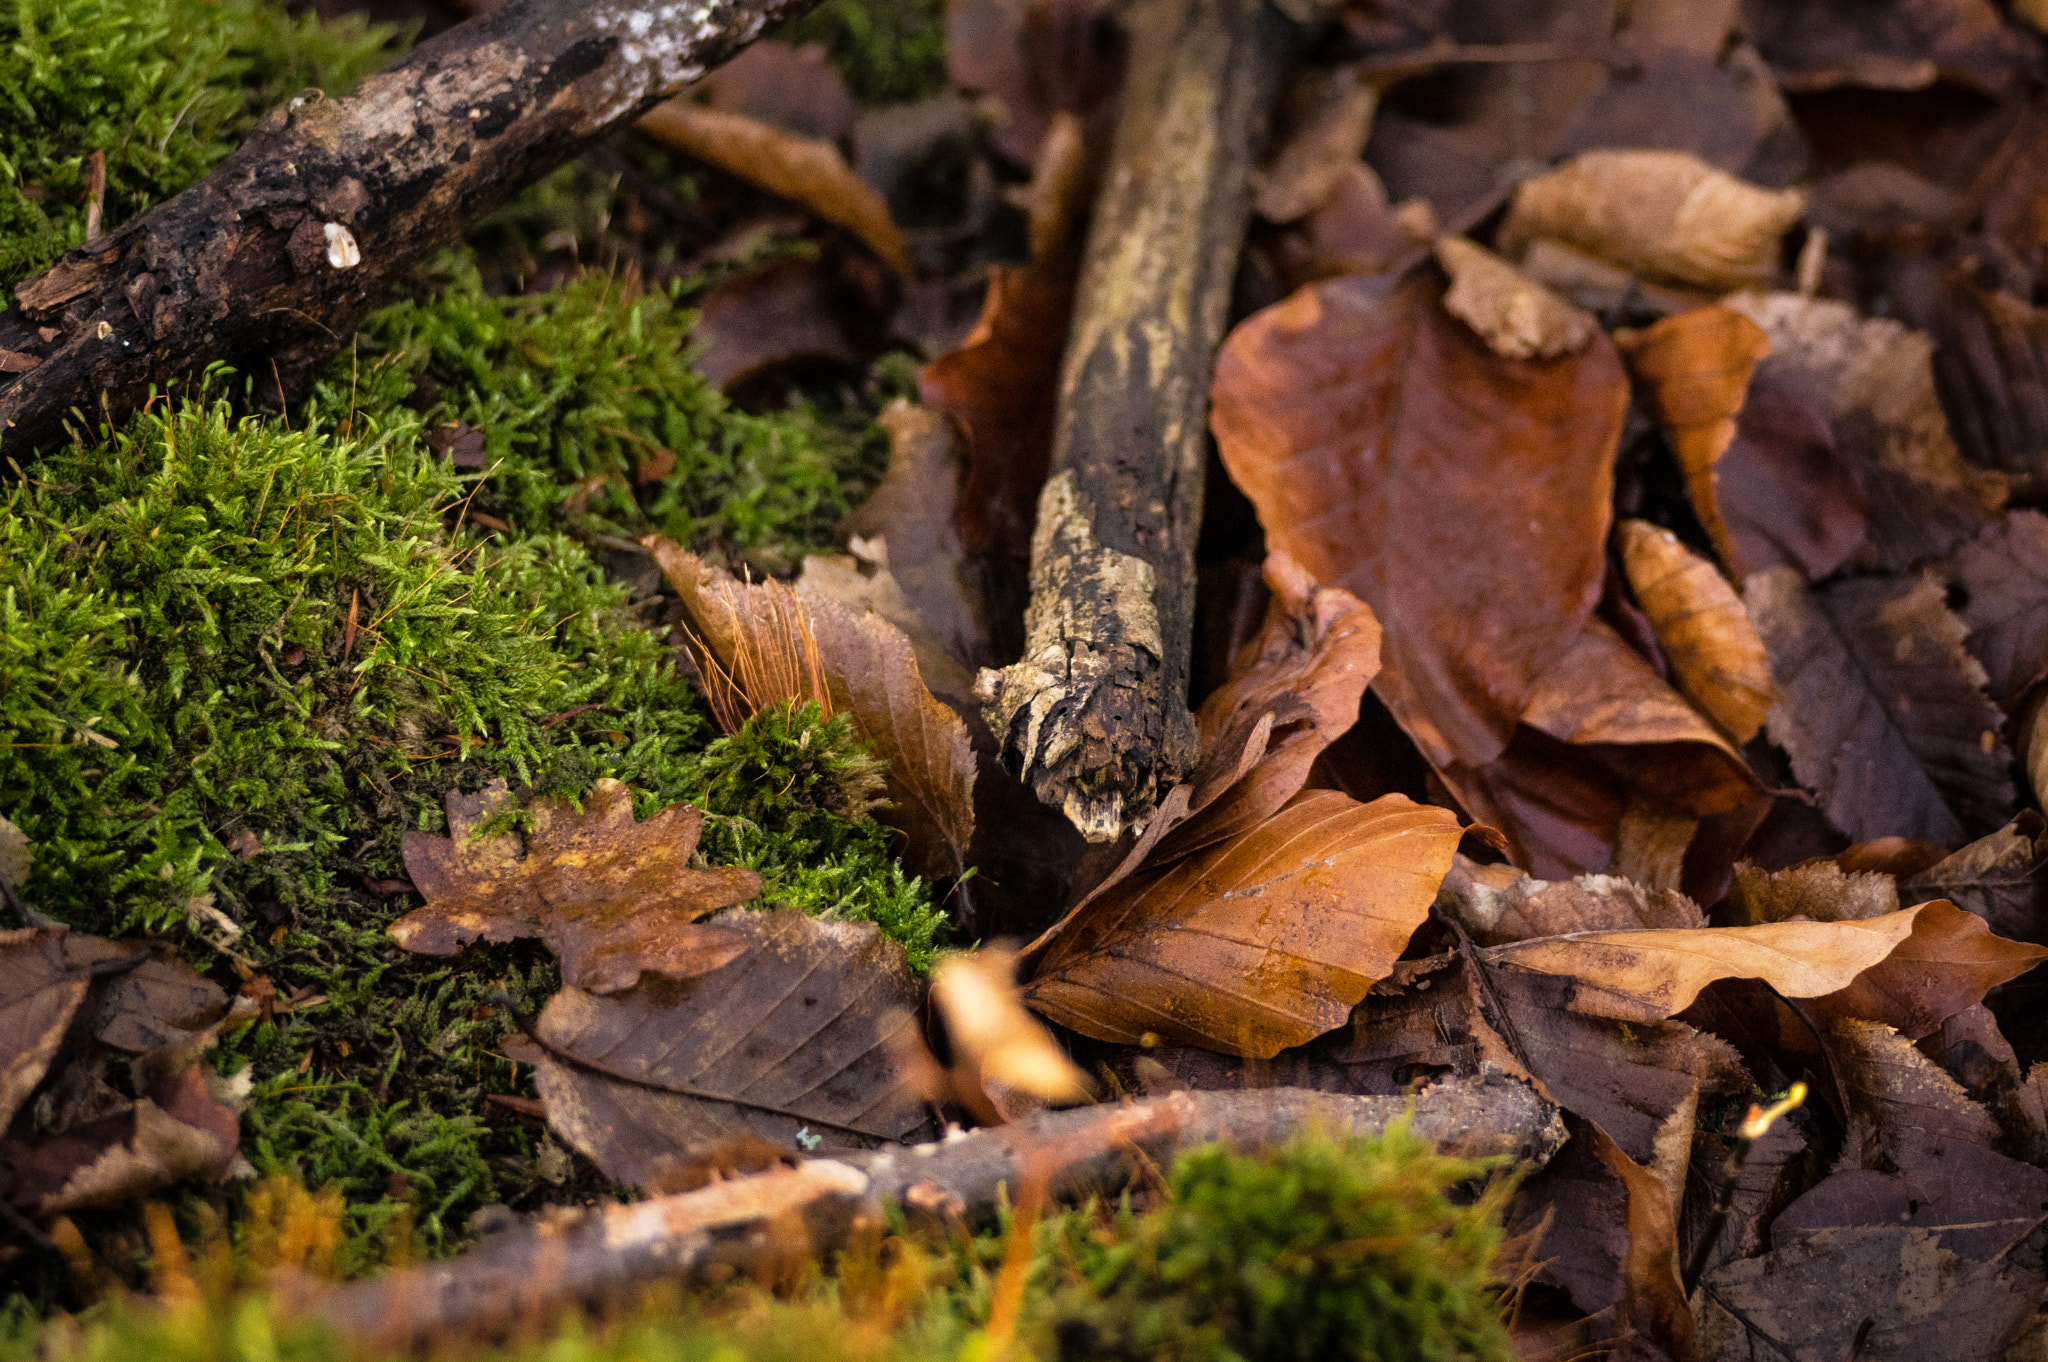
(0, 0, 815, 458)
(975, 0, 1300, 842)
(308, 1072, 1561, 1351)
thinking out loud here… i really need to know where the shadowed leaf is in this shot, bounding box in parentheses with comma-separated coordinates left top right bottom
(1942, 509, 2048, 705)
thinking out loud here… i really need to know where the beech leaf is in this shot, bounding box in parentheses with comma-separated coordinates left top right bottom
(1808, 899, 2048, 1040)
(391, 779, 758, 994)
(1942, 508, 2048, 705)
(1617, 518, 1775, 742)
(529, 909, 938, 1185)
(1023, 789, 1462, 1059)
(1746, 566, 2014, 846)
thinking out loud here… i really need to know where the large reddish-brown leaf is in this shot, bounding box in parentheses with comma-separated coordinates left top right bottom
(1484, 908, 1931, 1022)
(636, 100, 912, 275)
(1022, 789, 1461, 1058)
(1617, 519, 1775, 743)
(528, 910, 937, 1185)
(648, 543, 977, 884)
(1808, 899, 2048, 1039)
(1745, 566, 2015, 846)
(1210, 271, 1628, 773)
(920, 266, 1074, 560)
(391, 779, 758, 994)
(1942, 508, 2048, 706)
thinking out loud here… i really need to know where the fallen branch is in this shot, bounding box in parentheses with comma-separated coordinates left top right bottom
(975, 0, 1300, 842)
(0, 0, 816, 457)
(308, 1071, 1562, 1351)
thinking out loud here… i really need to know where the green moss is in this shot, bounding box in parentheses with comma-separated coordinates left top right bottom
(0, 0, 401, 304)
(779, 0, 949, 105)
(317, 257, 857, 562)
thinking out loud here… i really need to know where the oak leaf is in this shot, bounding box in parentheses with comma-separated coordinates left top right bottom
(1746, 566, 2014, 846)
(391, 779, 758, 994)
(528, 909, 937, 1184)
(1023, 789, 1462, 1058)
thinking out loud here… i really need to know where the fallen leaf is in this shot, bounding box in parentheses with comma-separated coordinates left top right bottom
(3, 1097, 234, 1216)
(0, 813, 30, 889)
(1483, 908, 1928, 1022)
(529, 909, 937, 1183)
(1680, 1119, 1810, 1285)
(1725, 379, 1874, 581)
(1496, 150, 1807, 292)
(391, 779, 758, 994)
(1154, 550, 1381, 862)
(1726, 291, 2007, 571)
(1266, 163, 1433, 289)
(1436, 859, 1706, 946)
(649, 544, 978, 884)
(1516, 235, 1715, 318)
(1725, 858, 1901, 924)
(1023, 789, 1461, 1058)
(944, 0, 1124, 166)
(921, 265, 1073, 561)
(61, 936, 228, 1053)
(930, 947, 1092, 1124)
(1746, 566, 2014, 846)
(691, 253, 869, 392)
(1253, 62, 1381, 224)
(692, 40, 857, 145)
(1211, 271, 1627, 773)
(0, 928, 88, 1132)
(1942, 509, 2048, 706)
(796, 546, 979, 708)
(1918, 1003, 2048, 1159)
(1434, 236, 1597, 361)
(1829, 1015, 2003, 1145)
(1808, 899, 2048, 1039)
(1744, 0, 2038, 97)
(637, 100, 913, 275)
(1018, 110, 1095, 269)
(1616, 519, 1774, 742)
(1904, 817, 2048, 943)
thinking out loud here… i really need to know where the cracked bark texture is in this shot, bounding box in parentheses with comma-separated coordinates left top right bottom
(0, 0, 815, 457)
(977, 0, 1297, 842)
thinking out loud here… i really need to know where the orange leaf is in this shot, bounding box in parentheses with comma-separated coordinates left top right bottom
(1617, 518, 1775, 743)
(1024, 789, 1461, 1058)
(1808, 899, 2048, 1039)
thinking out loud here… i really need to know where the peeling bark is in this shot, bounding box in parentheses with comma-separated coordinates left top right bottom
(976, 0, 1298, 841)
(0, 0, 816, 457)
(306, 1071, 1563, 1351)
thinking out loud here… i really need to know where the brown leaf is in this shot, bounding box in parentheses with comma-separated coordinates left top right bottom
(1727, 291, 2007, 572)
(1483, 908, 1930, 1023)
(1157, 550, 1381, 863)
(1745, 0, 2038, 97)
(796, 547, 979, 708)
(1831, 1015, 2004, 1145)
(529, 909, 938, 1184)
(944, 0, 1124, 166)
(1727, 858, 1900, 927)
(1436, 858, 1706, 946)
(1809, 899, 2048, 1039)
(61, 936, 228, 1053)
(1904, 817, 2048, 944)
(648, 544, 977, 884)
(1253, 63, 1381, 224)
(1746, 566, 2014, 846)
(920, 265, 1073, 561)
(1617, 519, 1774, 742)
(391, 779, 758, 994)
(691, 254, 868, 393)
(5, 1097, 234, 1216)
(0, 813, 30, 889)
(930, 947, 1092, 1124)
(1433, 236, 1597, 361)
(1023, 789, 1462, 1058)
(1211, 271, 1627, 774)
(636, 100, 912, 275)
(0, 927, 88, 1132)
(1496, 150, 1807, 292)
(1942, 509, 2048, 706)
(692, 40, 857, 145)
(1265, 163, 1433, 289)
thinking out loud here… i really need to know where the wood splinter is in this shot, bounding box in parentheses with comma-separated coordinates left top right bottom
(976, 0, 1301, 842)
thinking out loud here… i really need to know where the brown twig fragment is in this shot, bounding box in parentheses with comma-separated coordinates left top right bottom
(975, 0, 1301, 842)
(307, 1073, 1563, 1352)
(0, 0, 820, 457)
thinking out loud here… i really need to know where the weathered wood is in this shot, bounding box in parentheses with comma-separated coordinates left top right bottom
(305, 1072, 1563, 1351)
(0, 0, 817, 457)
(975, 0, 1298, 842)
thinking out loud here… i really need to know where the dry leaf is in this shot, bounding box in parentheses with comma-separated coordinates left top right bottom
(692, 40, 857, 144)
(1744, 0, 2037, 97)
(637, 100, 912, 275)
(1496, 149, 1807, 292)
(944, 0, 1124, 166)
(920, 265, 1073, 560)
(1024, 789, 1461, 1058)
(1904, 818, 2048, 944)
(1253, 63, 1380, 223)
(1942, 509, 2048, 706)
(796, 549, 979, 707)
(1746, 566, 2014, 846)
(1434, 236, 1598, 361)
(391, 779, 758, 994)
(0, 928, 88, 1132)
(1617, 519, 1774, 741)
(1484, 908, 1931, 1022)
(1436, 858, 1706, 946)
(1726, 859, 1900, 925)
(1211, 272, 1627, 774)
(930, 947, 1092, 1124)
(691, 254, 869, 392)
(1726, 291, 2007, 571)
(0, 814, 29, 889)
(529, 909, 937, 1184)
(1808, 899, 2048, 1039)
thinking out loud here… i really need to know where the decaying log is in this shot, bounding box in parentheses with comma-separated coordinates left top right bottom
(309, 1071, 1562, 1351)
(0, 0, 816, 458)
(974, 0, 1300, 842)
